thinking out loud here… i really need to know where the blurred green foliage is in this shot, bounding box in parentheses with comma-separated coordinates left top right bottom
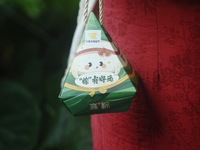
(0, 0, 92, 150)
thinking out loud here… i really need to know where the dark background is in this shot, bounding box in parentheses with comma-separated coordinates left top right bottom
(0, 0, 92, 150)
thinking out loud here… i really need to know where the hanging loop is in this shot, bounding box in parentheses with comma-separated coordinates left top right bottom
(84, 0, 103, 24)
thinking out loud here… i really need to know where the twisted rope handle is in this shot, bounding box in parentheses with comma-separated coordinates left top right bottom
(84, 0, 103, 24)
(84, 0, 89, 23)
(99, 0, 103, 24)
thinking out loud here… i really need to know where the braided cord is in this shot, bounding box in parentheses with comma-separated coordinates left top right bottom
(99, 0, 103, 24)
(84, 0, 89, 23)
(84, 0, 103, 24)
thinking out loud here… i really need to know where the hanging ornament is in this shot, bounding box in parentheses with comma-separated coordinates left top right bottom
(59, 0, 138, 116)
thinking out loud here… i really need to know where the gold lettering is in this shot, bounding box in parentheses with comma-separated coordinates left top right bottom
(101, 102, 110, 109)
(90, 103, 98, 110)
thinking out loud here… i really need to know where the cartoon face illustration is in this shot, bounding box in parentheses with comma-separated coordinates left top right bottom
(71, 52, 122, 79)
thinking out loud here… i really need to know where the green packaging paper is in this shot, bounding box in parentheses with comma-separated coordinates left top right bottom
(59, 12, 137, 116)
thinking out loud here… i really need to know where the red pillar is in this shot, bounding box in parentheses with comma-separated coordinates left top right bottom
(91, 0, 200, 149)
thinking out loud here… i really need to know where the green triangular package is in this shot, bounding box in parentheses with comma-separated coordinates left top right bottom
(59, 12, 138, 116)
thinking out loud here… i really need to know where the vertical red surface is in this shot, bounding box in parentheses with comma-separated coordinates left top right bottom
(91, 0, 200, 149)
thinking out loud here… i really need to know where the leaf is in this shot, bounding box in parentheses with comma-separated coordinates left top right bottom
(38, 107, 92, 150)
(0, 79, 41, 150)
(15, 0, 44, 18)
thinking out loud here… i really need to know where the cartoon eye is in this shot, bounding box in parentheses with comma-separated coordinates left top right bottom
(99, 61, 103, 66)
(88, 62, 92, 67)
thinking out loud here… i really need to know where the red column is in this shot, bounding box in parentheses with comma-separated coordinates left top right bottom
(91, 0, 200, 149)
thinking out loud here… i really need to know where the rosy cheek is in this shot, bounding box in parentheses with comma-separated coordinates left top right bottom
(85, 65, 90, 70)
(102, 64, 107, 69)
